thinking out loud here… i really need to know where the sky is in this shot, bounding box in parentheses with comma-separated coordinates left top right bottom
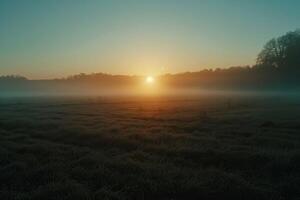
(0, 0, 300, 79)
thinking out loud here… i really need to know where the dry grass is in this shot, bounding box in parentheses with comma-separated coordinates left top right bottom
(0, 95, 299, 200)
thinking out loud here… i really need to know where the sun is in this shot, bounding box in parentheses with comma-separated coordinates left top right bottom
(146, 76, 155, 84)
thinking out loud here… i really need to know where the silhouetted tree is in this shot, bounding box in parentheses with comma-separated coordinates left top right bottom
(257, 30, 300, 72)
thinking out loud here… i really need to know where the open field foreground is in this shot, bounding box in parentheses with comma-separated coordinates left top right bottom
(0, 95, 299, 200)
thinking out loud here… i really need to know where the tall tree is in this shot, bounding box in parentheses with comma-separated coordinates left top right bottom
(257, 30, 300, 71)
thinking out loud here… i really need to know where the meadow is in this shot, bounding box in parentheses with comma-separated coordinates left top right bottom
(0, 94, 299, 200)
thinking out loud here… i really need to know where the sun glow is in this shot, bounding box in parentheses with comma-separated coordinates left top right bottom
(146, 76, 155, 84)
(139, 75, 161, 95)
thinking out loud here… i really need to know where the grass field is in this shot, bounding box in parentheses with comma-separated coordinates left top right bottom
(0, 95, 299, 200)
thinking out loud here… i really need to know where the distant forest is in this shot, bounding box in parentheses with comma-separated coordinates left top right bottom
(1, 30, 300, 95)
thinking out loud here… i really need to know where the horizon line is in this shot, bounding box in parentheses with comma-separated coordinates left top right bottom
(1, 65, 254, 81)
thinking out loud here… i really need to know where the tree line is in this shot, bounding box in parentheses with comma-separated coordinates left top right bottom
(1, 30, 299, 91)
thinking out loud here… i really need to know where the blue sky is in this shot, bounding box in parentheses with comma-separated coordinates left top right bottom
(0, 0, 299, 79)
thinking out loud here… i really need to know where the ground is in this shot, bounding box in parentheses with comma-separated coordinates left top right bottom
(0, 95, 299, 200)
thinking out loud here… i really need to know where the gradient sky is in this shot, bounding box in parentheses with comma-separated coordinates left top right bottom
(0, 0, 300, 79)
